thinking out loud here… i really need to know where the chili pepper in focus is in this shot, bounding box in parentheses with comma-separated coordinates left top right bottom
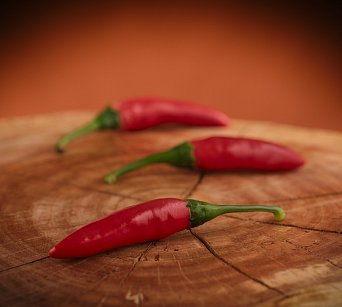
(48, 198, 285, 259)
(104, 136, 304, 183)
(55, 98, 229, 153)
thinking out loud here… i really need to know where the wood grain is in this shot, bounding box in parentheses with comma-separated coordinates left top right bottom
(0, 113, 341, 306)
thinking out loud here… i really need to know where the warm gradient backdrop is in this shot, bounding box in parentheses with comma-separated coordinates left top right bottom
(1, 1, 341, 130)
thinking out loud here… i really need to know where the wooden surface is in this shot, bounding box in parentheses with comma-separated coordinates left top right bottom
(0, 113, 341, 306)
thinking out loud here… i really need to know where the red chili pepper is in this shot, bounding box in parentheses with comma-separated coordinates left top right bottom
(48, 198, 285, 259)
(104, 136, 305, 183)
(55, 98, 229, 152)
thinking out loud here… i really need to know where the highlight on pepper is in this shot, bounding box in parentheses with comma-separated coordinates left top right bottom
(55, 97, 229, 153)
(48, 198, 285, 259)
(104, 136, 305, 184)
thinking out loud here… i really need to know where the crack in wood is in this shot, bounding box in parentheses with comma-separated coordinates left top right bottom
(274, 291, 299, 306)
(89, 244, 154, 307)
(284, 239, 342, 270)
(60, 244, 154, 307)
(189, 229, 286, 296)
(86, 244, 155, 307)
(0, 256, 49, 273)
(120, 242, 156, 285)
(184, 172, 205, 199)
(326, 259, 341, 270)
(223, 216, 342, 234)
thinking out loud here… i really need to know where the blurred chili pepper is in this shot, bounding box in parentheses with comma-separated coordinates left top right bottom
(49, 198, 285, 259)
(104, 136, 304, 183)
(55, 98, 229, 152)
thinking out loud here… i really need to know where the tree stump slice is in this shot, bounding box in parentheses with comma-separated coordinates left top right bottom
(0, 113, 341, 306)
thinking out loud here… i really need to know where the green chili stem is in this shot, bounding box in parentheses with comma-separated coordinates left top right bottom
(55, 106, 120, 153)
(104, 142, 194, 183)
(186, 199, 285, 227)
(105, 151, 175, 183)
(55, 121, 100, 153)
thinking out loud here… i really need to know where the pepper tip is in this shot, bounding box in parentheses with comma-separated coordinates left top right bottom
(297, 156, 305, 168)
(48, 246, 57, 257)
(274, 208, 286, 222)
(104, 174, 117, 184)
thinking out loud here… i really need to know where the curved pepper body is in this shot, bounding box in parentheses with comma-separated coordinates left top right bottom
(49, 198, 190, 259)
(118, 98, 229, 130)
(49, 198, 285, 259)
(104, 136, 305, 183)
(55, 97, 230, 152)
(191, 137, 304, 171)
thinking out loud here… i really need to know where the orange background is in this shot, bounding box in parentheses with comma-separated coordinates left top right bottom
(1, 2, 341, 130)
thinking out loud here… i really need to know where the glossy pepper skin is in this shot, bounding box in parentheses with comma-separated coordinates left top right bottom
(104, 136, 305, 183)
(49, 198, 285, 259)
(191, 137, 304, 171)
(55, 98, 229, 152)
(119, 98, 229, 130)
